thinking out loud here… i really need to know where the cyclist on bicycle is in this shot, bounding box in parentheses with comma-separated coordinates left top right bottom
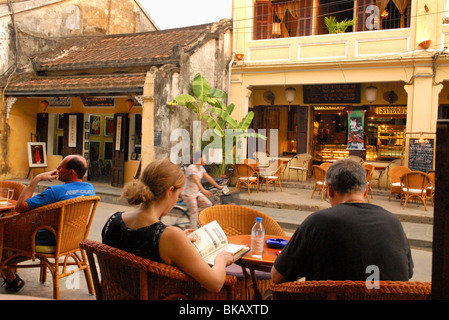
(181, 151, 224, 228)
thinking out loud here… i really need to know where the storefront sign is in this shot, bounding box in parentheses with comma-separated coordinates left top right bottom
(409, 138, 434, 173)
(313, 106, 346, 111)
(304, 84, 360, 104)
(374, 106, 407, 115)
(347, 110, 365, 150)
(81, 96, 115, 107)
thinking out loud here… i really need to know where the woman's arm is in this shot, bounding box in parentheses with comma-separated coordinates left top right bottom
(159, 226, 233, 292)
(203, 173, 223, 189)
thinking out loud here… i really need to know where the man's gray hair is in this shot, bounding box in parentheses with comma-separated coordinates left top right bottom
(325, 159, 367, 194)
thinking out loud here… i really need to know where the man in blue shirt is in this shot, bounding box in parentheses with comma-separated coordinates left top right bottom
(15, 154, 95, 212)
(2, 155, 95, 292)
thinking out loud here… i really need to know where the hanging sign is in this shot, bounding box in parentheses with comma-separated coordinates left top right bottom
(115, 116, 122, 151)
(347, 110, 365, 150)
(68, 115, 77, 147)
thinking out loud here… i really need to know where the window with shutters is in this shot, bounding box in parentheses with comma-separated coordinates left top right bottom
(253, 0, 411, 40)
(356, 0, 411, 32)
(254, 0, 313, 39)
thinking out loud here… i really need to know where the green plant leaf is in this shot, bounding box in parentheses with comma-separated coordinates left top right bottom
(208, 87, 226, 99)
(238, 111, 254, 131)
(167, 93, 197, 106)
(192, 73, 210, 99)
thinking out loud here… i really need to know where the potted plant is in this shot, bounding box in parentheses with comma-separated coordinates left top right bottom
(324, 16, 356, 34)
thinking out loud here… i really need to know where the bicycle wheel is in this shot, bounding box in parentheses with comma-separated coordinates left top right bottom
(161, 207, 190, 229)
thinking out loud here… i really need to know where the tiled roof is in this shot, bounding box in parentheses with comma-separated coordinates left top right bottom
(5, 73, 146, 95)
(33, 22, 221, 71)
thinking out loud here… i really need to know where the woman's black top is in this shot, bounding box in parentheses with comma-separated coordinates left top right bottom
(102, 211, 166, 263)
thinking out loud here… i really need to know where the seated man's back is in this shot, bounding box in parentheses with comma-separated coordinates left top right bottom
(274, 202, 413, 281)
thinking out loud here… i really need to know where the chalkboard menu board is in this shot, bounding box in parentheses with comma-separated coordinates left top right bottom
(408, 139, 434, 173)
(303, 84, 361, 104)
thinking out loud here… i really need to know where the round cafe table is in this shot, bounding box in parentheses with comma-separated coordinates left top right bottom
(0, 200, 16, 217)
(228, 234, 290, 300)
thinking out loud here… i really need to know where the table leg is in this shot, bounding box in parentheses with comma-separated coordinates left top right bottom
(240, 265, 262, 300)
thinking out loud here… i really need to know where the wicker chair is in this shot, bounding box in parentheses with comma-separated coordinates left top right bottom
(0, 181, 26, 200)
(427, 170, 435, 206)
(388, 166, 411, 201)
(311, 165, 327, 201)
(259, 159, 283, 192)
(198, 205, 285, 299)
(400, 171, 430, 211)
(253, 152, 271, 168)
(198, 205, 285, 237)
(233, 163, 259, 195)
(363, 164, 374, 201)
(287, 153, 311, 182)
(0, 196, 100, 299)
(80, 239, 236, 300)
(346, 155, 365, 165)
(270, 280, 431, 300)
(319, 162, 332, 171)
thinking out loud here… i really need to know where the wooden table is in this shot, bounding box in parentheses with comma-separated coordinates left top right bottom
(0, 200, 16, 217)
(228, 234, 290, 299)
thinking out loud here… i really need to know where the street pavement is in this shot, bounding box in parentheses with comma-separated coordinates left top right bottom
(0, 179, 434, 300)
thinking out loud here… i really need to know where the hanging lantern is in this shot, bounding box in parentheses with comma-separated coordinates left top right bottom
(365, 86, 378, 103)
(125, 98, 135, 111)
(272, 23, 281, 36)
(284, 87, 296, 103)
(39, 100, 49, 111)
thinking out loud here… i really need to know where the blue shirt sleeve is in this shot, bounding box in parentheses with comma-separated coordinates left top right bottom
(26, 187, 57, 209)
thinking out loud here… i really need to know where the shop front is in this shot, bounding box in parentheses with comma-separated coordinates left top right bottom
(312, 104, 406, 164)
(248, 83, 408, 171)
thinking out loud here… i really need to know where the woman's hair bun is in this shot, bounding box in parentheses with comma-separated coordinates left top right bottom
(122, 179, 155, 206)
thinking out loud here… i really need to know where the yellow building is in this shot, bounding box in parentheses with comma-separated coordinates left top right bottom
(230, 0, 449, 176)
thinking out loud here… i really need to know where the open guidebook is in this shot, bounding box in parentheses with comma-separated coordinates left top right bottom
(188, 220, 250, 265)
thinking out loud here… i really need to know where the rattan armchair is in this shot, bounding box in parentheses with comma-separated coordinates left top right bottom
(80, 239, 236, 300)
(253, 152, 271, 167)
(198, 205, 285, 299)
(233, 163, 259, 195)
(270, 280, 431, 300)
(400, 171, 430, 211)
(287, 153, 311, 182)
(311, 165, 327, 201)
(198, 204, 285, 237)
(0, 196, 100, 299)
(427, 170, 435, 206)
(0, 181, 26, 200)
(259, 159, 283, 192)
(388, 166, 411, 201)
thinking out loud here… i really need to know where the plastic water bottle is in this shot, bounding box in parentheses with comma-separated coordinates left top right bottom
(251, 217, 265, 258)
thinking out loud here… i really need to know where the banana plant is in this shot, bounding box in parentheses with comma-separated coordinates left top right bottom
(167, 73, 226, 122)
(168, 73, 266, 175)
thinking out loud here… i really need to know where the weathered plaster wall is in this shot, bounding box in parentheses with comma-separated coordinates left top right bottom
(153, 28, 232, 162)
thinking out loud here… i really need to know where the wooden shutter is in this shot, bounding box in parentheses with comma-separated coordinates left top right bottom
(36, 113, 48, 144)
(111, 113, 129, 187)
(62, 113, 83, 157)
(296, 106, 308, 154)
(254, 1, 273, 40)
(297, 0, 313, 36)
(356, 0, 377, 32)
